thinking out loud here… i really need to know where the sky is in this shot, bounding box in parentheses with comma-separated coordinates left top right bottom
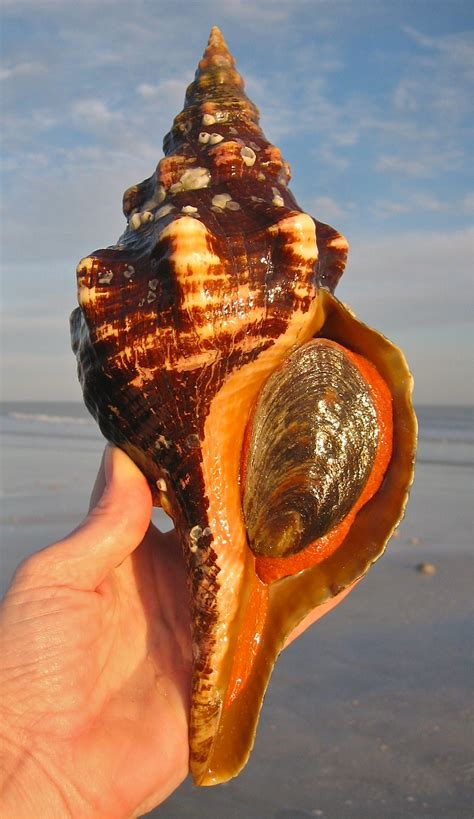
(1, 0, 473, 404)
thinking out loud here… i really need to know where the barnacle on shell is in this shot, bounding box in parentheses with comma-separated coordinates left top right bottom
(71, 27, 416, 785)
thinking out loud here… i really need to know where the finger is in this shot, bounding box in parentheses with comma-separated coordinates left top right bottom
(284, 582, 357, 648)
(18, 446, 152, 591)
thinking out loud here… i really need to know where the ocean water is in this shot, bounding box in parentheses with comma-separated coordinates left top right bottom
(0, 402, 473, 818)
(415, 404, 474, 467)
(0, 401, 175, 591)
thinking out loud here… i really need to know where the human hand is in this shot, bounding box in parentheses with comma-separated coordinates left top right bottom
(0, 447, 192, 818)
(0, 446, 354, 818)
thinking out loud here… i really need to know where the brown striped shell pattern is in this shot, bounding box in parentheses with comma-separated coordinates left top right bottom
(70, 27, 417, 786)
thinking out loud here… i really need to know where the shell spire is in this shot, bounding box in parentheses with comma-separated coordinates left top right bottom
(163, 26, 263, 156)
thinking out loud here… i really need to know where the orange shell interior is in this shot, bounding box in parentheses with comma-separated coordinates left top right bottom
(198, 290, 416, 785)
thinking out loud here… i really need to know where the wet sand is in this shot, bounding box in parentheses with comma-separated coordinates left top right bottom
(149, 552, 473, 819)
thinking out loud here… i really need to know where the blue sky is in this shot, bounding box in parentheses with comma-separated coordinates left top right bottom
(1, 0, 473, 403)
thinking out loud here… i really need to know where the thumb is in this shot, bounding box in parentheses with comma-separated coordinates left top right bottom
(17, 446, 153, 591)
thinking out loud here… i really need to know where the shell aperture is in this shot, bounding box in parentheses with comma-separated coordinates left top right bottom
(71, 27, 416, 786)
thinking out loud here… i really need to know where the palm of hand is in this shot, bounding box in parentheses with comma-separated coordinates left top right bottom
(0, 525, 192, 818)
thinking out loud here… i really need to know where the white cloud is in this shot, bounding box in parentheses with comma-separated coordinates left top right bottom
(366, 27, 473, 186)
(373, 192, 446, 219)
(376, 156, 427, 177)
(71, 98, 121, 127)
(462, 193, 474, 213)
(0, 61, 44, 80)
(313, 147, 350, 173)
(318, 58, 345, 73)
(137, 83, 157, 99)
(393, 79, 420, 114)
(392, 69, 470, 127)
(1, 0, 129, 6)
(214, 0, 292, 23)
(373, 200, 411, 218)
(1, 109, 59, 157)
(136, 77, 187, 117)
(376, 149, 464, 178)
(332, 130, 359, 148)
(404, 25, 474, 81)
(0, 139, 162, 266)
(411, 193, 445, 212)
(309, 196, 349, 221)
(254, 23, 471, 193)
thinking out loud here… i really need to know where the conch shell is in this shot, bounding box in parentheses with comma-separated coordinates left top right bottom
(71, 27, 416, 786)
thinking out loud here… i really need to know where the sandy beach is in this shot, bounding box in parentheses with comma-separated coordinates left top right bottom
(1, 403, 472, 818)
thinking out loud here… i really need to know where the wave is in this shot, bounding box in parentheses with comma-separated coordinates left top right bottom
(417, 457, 474, 469)
(8, 411, 94, 426)
(419, 434, 474, 446)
